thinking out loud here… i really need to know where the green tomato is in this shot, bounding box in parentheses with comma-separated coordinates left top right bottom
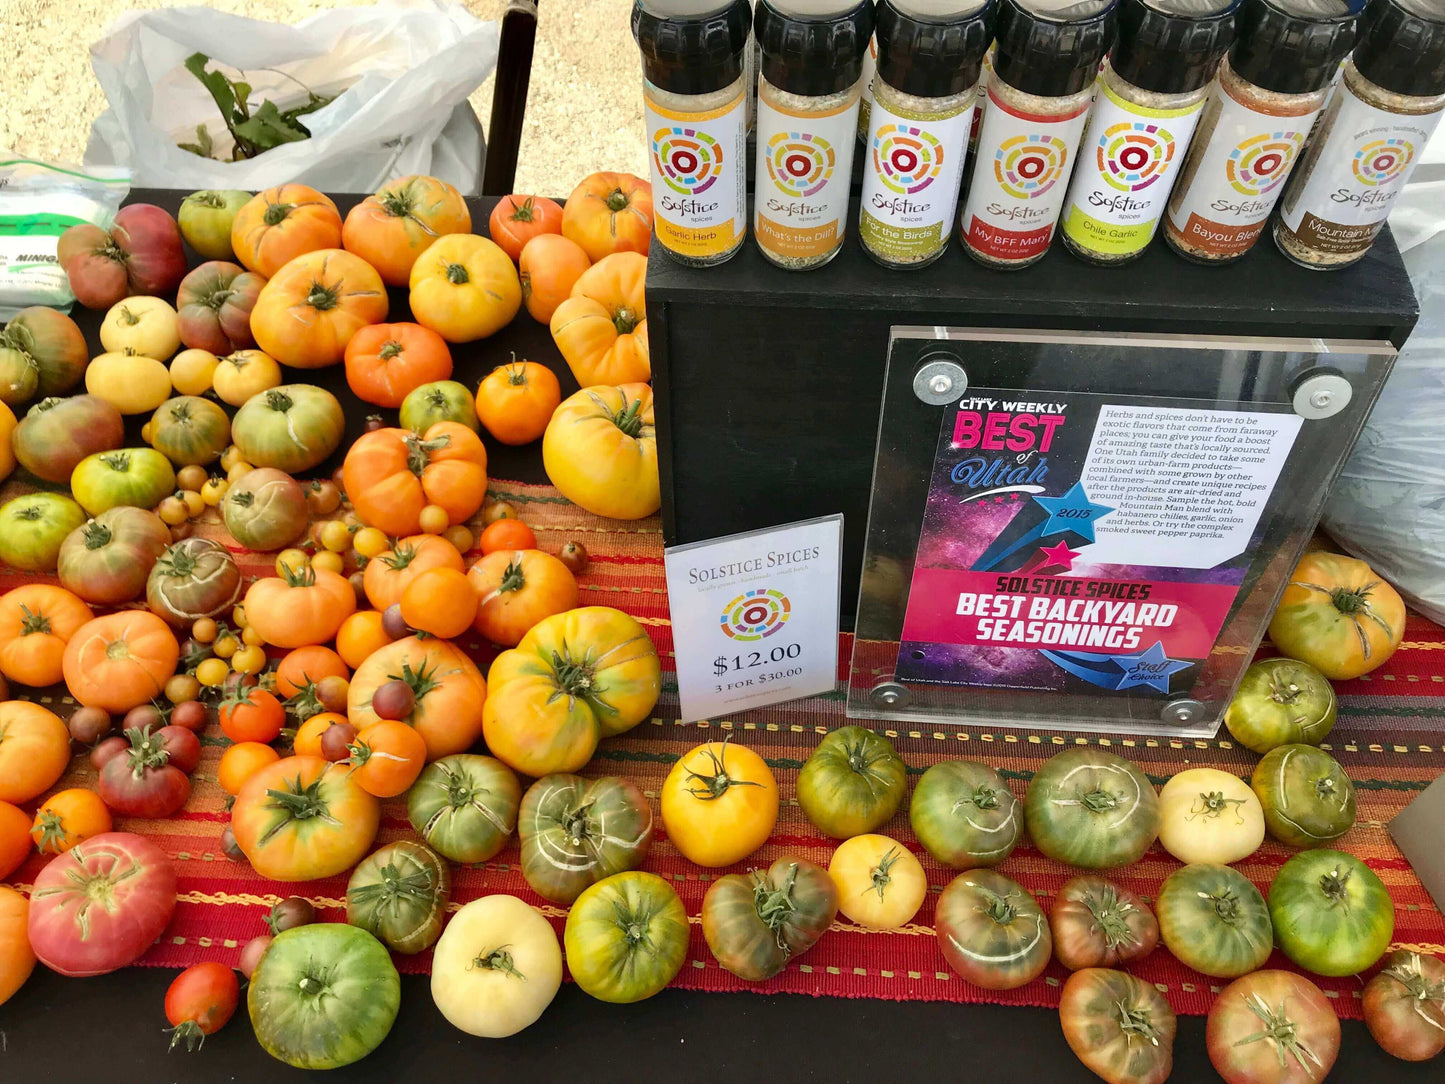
(796, 725, 906, 840)
(935, 869, 1052, 990)
(1250, 744, 1355, 848)
(1023, 748, 1160, 869)
(248, 923, 400, 1070)
(701, 857, 838, 981)
(909, 759, 1021, 869)
(400, 379, 478, 433)
(231, 384, 345, 474)
(346, 840, 451, 954)
(177, 189, 251, 261)
(1268, 849, 1394, 977)
(147, 395, 231, 467)
(564, 871, 688, 1003)
(407, 754, 520, 864)
(70, 447, 176, 516)
(1155, 863, 1273, 979)
(0, 492, 87, 571)
(1225, 658, 1336, 754)
(518, 774, 653, 905)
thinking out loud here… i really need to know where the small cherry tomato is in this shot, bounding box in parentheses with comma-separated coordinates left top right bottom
(293, 712, 344, 757)
(231, 644, 267, 674)
(443, 524, 474, 555)
(418, 503, 450, 534)
(307, 480, 342, 516)
(125, 704, 166, 732)
(319, 519, 352, 553)
(67, 706, 113, 745)
(484, 501, 517, 524)
(353, 526, 389, 558)
(558, 540, 590, 574)
(196, 657, 230, 687)
(170, 700, 209, 733)
(232, 604, 248, 628)
(90, 735, 128, 769)
(176, 465, 208, 492)
(275, 548, 310, 577)
(226, 460, 254, 483)
(165, 962, 240, 1052)
(180, 490, 205, 518)
(266, 897, 316, 935)
(158, 725, 202, 773)
(213, 632, 240, 660)
(316, 674, 349, 714)
(371, 679, 415, 721)
(241, 624, 264, 647)
(381, 603, 411, 640)
(311, 550, 345, 575)
(192, 617, 219, 644)
(157, 495, 190, 525)
(165, 674, 201, 703)
(218, 687, 284, 744)
(238, 935, 271, 979)
(200, 476, 229, 506)
(221, 825, 246, 862)
(320, 721, 358, 762)
(220, 445, 244, 471)
(170, 521, 194, 542)
(479, 518, 537, 554)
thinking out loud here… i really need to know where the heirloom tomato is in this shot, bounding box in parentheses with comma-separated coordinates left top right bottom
(169, 349, 220, 396)
(399, 567, 476, 639)
(432, 896, 561, 1038)
(1208, 970, 1340, 1084)
(936, 869, 1052, 990)
(177, 189, 251, 260)
(550, 252, 650, 386)
(478, 517, 536, 554)
(146, 538, 243, 626)
(58, 508, 169, 606)
(1049, 875, 1158, 971)
(346, 840, 451, 954)
(348, 721, 427, 798)
(63, 610, 179, 712)
(0, 802, 30, 878)
(84, 351, 171, 414)
(248, 923, 399, 1070)
(409, 233, 521, 343)
(398, 378, 478, 433)
(1268, 552, 1405, 679)
(219, 687, 285, 744)
(231, 755, 379, 881)
(1157, 767, 1265, 865)
(222, 467, 308, 552)
(0, 492, 87, 571)
(0, 306, 88, 405)
(71, 448, 175, 516)
(250, 249, 387, 369)
(1363, 951, 1445, 1062)
(99, 296, 180, 359)
(12, 394, 124, 483)
(27, 832, 176, 976)
(468, 548, 578, 646)
(703, 857, 838, 981)
(489, 194, 564, 261)
(1023, 748, 1160, 869)
(342, 174, 471, 285)
(1155, 863, 1273, 978)
(483, 606, 660, 776)
(275, 644, 348, 698)
(406, 754, 520, 863)
(230, 185, 342, 278)
(0, 701, 70, 803)
(564, 871, 688, 1003)
(1268, 849, 1393, 976)
(217, 742, 280, 796)
(1251, 743, 1356, 847)
(343, 422, 487, 536)
(97, 724, 192, 817)
(363, 534, 464, 610)
(244, 564, 356, 649)
(661, 738, 778, 867)
(0, 885, 35, 1007)
(57, 204, 187, 307)
(231, 384, 345, 473)
(164, 960, 239, 1051)
(1060, 968, 1177, 1084)
(475, 356, 561, 445)
(1225, 657, 1337, 754)
(562, 172, 653, 261)
(828, 834, 927, 930)
(212, 349, 282, 406)
(349, 636, 487, 759)
(797, 725, 906, 839)
(344, 322, 453, 408)
(147, 395, 230, 466)
(542, 383, 660, 519)
(518, 773, 653, 904)
(336, 610, 394, 668)
(31, 788, 112, 854)
(0, 583, 93, 687)
(909, 759, 1022, 869)
(518, 233, 590, 323)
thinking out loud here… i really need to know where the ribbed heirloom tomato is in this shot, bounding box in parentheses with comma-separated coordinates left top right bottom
(62, 610, 179, 712)
(342, 175, 472, 286)
(1268, 552, 1406, 679)
(243, 564, 356, 649)
(250, 250, 388, 369)
(349, 636, 488, 760)
(230, 756, 380, 881)
(0, 583, 93, 686)
(469, 549, 578, 646)
(362, 535, 465, 610)
(231, 185, 343, 278)
(475, 358, 561, 445)
(409, 234, 521, 343)
(488, 195, 564, 262)
(518, 234, 590, 323)
(660, 739, 778, 867)
(543, 383, 660, 519)
(344, 322, 453, 408)
(344, 423, 487, 537)
(562, 172, 653, 261)
(550, 253, 650, 387)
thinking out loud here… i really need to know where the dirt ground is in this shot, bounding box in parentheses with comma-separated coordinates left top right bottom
(0, 0, 647, 196)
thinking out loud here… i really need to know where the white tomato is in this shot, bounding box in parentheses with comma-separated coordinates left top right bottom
(99, 297, 181, 360)
(430, 895, 561, 1037)
(1157, 767, 1264, 865)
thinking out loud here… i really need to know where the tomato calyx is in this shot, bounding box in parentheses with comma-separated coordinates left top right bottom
(279, 561, 319, 588)
(285, 680, 326, 721)
(499, 557, 527, 594)
(840, 734, 890, 782)
(347, 859, 435, 912)
(611, 397, 645, 438)
(262, 202, 294, 227)
(12, 503, 44, 523)
(99, 450, 134, 473)
(681, 738, 763, 802)
(602, 188, 631, 213)
(1080, 883, 1143, 952)
(304, 281, 340, 312)
(507, 195, 539, 223)
(378, 339, 404, 361)
(1071, 786, 1121, 814)
(954, 783, 1000, 813)
(1232, 991, 1325, 1072)
(379, 541, 420, 571)
(18, 603, 53, 635)
(404, 432, 451, 476)
(612, 305, 640, 336)
(32, 809, 69, 853)
(123, 725, 172, 778)
(1317, 865, 1354, 910)
(1114, 999, 1164, 1048)
(376, 187, 423, 222)
(502, 353, 528, 385)
(868, 847, 901, 902)
(260, 776, 340, 841)
(471, 945, 525, 979)
(166, 1018, 207, 1053)
(116, 304, 142, 326)
(444, 262, 470, 285)
(1188, 791, 1248, 823)
(1380, 954, 1445, 1026)
(753, 862, 801, 947)
(263, 388, 296, 417)
(551, 648, 598, 699)
(972, 880, 1021, 927)
(1199, 885, 1248, 926)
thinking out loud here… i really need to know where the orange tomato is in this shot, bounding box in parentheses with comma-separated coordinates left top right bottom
(475, 357, 562, 446)
(275, 645, 350, 698)
(344, 322, 453, 408)
(249, 249, 389, 369)
(348, 721, 428, 797)
(219, 687, 285, 744)
(343, 423, 488, 537)
(291, 713, 345, 759)
(400, 567, 477, 639)
(231, 184, 343, 278)
(362, 534, 465, 611)
(335, 610, 394, 668)
(469, 548, 579, 647)
(243, 565, 357, 649)
(62, 610, 179, 712)
(0, 584, 93, 687)
(217, 741, 282, 796)
(518, 234, 591, 323)
(30, 789, 111, 855)
(479, 518, 538, 554)
(341, 174, 472, 286)
(561, 172, 653, 261)
(488, 195, 564, 262)
(0, 885, 35, 1008)
(408, 233, 521, 343)
(348, 636, 487, 760)
(550, 252, 650, 386)
(0, 801, 31, 879)
(0, 702, 69, 804)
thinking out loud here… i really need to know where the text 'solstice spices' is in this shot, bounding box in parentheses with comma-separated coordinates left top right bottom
(634, 0, 755, 267)
(1274, 0, 1445, 269)
(859, 0, 994, 268)
(1060, 0, 1238, 264)
(960, 0, 1119, 269)
(754, 0, 875, 270)
(1164, 0, 1358, 263)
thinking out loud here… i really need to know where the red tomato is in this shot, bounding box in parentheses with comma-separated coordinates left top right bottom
(157, 725, 201, 773)
(488, 195, 563, 262)
(165, 961, 240, 1051)
(478, 518, 537, 554)
(219, 688, 285, 744)
(97, 728, 192, 818)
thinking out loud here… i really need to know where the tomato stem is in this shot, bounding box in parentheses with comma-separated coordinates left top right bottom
(445, 262, 470, 285)
(1317, 865, 1353, 910)
(954, 784, 1000, 813)
(1080, 883, 1142, 953)
(472, 946, 525, 979)
(603, 188, 630, 213)
(262, 202, 294, 227)
(753, 862, 800, 944)
(612, 305, 640, 335)
(682, 738, 762, 801)
(611, 396, 645, 438)
(1234, 992, 1324, 1071)
(974, 881, 1019, 927)
(868, 847, 900, 902)
(404, 432, 451, 476)
(1114, 1000, 1162, 1047)
(1076, 787, 1119, 813)
(32, 809, 67, 853)
(18, 604, 52, 635)
(499, 557, 527, 594)
(124, 725, 171, 777)
(259, 777, 338, 842)
(379, 340, 404, 361)
(508, 196, 537, 223)
(1187, 791, 1247, 824)
(304, 282, 339, 312)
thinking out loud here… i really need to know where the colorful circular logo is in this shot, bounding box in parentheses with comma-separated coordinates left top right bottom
(766, 131, 836, 198)
(1352, 138, 1413, 187)
(872, 123, 945, 195)
(719, 589, 791, 641)
(1096, 121, 1175, 192)
(652, 125, 724, 196)
(1226, 131, 1304, 196)
(994, 134, 1069, 199)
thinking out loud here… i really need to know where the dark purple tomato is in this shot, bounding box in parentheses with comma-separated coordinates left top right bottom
(320, 722, 358, 762)
(371, 679, 415, 721)
(68, 706, 113, 745)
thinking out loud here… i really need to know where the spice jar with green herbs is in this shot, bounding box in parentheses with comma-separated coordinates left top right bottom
(754, 0, 876, 270)
(1274, 0, 1445, 269)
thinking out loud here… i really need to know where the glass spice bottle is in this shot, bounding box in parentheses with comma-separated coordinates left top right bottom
(859, 0, 994, 268)
(857, 33, 881, 140)
(960, 0, 1119, 269)
(1164, 0, 1357, 263)
(1059, 0, 1238, 265)
(1274, 0, 1445, 269)
(633, 0, 754, 267)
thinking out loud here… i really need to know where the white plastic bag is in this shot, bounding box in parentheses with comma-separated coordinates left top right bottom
(83, 0, 498, 195)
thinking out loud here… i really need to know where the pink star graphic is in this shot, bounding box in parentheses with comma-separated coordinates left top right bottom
(1038, 539, 1082, 571)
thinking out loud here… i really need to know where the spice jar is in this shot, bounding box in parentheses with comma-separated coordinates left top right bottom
(1275, 0, 1445, 269)
(754, 0, 875, 270)
(1164, 0, 1357, 263)
(857, 34, 880, 139)
(960, 0, 1119, 269)
(859, 0, 994, 268)
(1060, 0, 1238, 265)
(633, 0, 754, 267)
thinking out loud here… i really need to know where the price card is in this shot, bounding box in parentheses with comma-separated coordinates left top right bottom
(664, 515, 843, 723)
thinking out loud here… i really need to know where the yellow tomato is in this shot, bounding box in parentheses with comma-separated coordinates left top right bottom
(311, 551, 344, 575)
(352, 526, 388, 558)
(409, 233, 521, 343)
(542, 383, 659, 520)
(828, 834, 928, 930)
(276, 548, 310, 577)
(227, 460, 254, 483)
(232, 644, 267, 674)
(200, 476, 229, 505)
(196, 657, 229, 687)
(213, 349, 282, 406)
(659, 740, 778, 867)
(170, 348, 220, 396)
(0, 401, 15, 485)
(99, 297, 181, 360)
(85, 352, 172, 414)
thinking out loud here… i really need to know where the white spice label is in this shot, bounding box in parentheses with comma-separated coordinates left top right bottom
(1165, 80, 1321, 258)
(858, 95, 976, 262)
(1060, 79, 1203, 257)
(961, 84, 1092, 263)
(856, 35, 878, 141)
(645, 88, 748, 261)
(1278, 88, 1444, 256)
(754, 89, 861, 263)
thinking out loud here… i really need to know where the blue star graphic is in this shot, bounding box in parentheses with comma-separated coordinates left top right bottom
(1109, 641, 1192, 692)
(1032, 482, 1114, 543)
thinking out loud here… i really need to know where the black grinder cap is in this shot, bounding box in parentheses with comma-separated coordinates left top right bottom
(1352, 0, 1445, 97)
(993, 0, 1120, 98)
(756, 0, 877, 97)
(632, 0, 753, 96)
(1229, 0, 1361, 95)
(1111, 0, 1240, 94)
(875, 0, 995, 97)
